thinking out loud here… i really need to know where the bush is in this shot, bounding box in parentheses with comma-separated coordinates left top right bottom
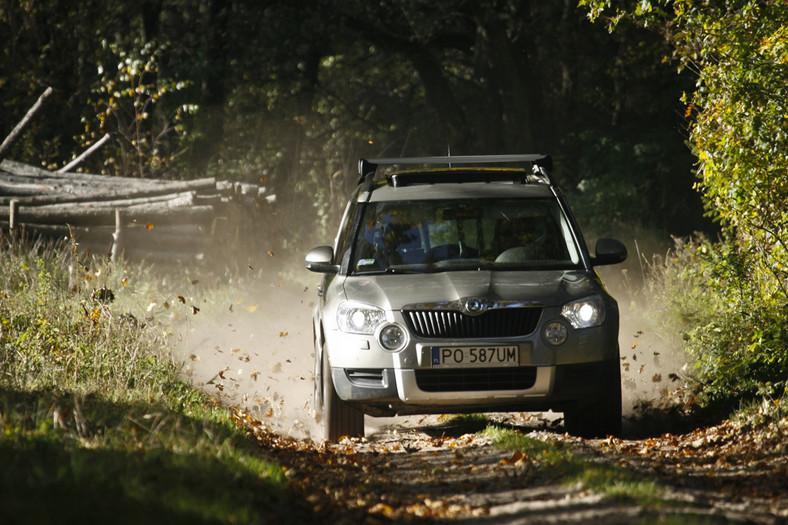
(0, 239, 174, 400)
(641, 234, 788, 408)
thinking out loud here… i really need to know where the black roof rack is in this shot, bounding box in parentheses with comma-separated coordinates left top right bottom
(357, 154, 553, 187)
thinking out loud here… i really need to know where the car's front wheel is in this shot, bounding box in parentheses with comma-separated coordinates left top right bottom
(321, 345, 364, 442)
(563, 357, 622, 438)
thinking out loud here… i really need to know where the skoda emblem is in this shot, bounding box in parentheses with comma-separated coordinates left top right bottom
(463, 297, 489, 315)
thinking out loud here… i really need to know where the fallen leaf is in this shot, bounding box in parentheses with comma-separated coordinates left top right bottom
(247, 305, 258, 313)
(652, 373, 662, 382)
(189, 354, 200, 361)
(145, 223, 154, 230)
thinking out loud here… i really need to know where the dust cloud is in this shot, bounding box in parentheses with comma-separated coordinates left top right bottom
(174, 275, 321, 440)
(597, 260, 691, 419)
(172, 241, 690, 441)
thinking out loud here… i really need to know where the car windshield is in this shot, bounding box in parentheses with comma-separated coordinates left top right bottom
(350, 198, 582, 274)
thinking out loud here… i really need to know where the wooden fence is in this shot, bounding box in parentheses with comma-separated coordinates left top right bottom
(0, 159, 272, 266)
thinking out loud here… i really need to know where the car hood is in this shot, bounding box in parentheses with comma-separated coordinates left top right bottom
(341, 270, 601, 310)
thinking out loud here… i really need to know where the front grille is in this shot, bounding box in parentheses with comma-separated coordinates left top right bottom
(415, 367, 537, 392)
(403, 307, 542, 338)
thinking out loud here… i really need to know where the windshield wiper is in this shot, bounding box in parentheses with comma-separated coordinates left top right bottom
(354, 267, 423, 275)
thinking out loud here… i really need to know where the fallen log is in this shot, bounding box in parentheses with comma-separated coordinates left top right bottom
(0, 203, 215, 226)
(50, 191, 196, 209)
(0, 178, 219, 206)
(0, 221, 207, 238)
(1, 159, 218, 190)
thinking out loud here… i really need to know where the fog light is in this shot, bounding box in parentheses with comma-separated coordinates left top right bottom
(379, 324, 407, 351)
(543, 320, 568, 346)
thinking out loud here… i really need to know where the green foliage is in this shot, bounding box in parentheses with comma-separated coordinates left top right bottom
(0, 241, 299, 522)
(86, 40, 198, 178)
(581, 0, 788, 407)
(0, 245, 171, 399)
(636, 235, 788, 407)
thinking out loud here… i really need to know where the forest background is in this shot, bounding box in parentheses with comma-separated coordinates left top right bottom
(1, 0, 786, 410)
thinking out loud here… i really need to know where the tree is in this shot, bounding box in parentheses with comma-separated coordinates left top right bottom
(581, 0, 788, 402)
(1, 0, 706, 240)
(581, 0, 788, 295)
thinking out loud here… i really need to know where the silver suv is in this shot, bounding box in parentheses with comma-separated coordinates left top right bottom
(305, 155, 627, 441)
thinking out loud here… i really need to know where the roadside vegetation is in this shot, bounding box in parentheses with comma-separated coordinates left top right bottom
(582, 0, 788, 413)
(0, 238, 304, 524)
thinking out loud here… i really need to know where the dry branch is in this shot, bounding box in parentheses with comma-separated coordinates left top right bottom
(57, 133, 111, 173)
(0, 87, 54, 161)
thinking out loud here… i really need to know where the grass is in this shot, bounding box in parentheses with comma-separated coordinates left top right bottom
(0, 237, 307, 524)
(482, 425, 661, 504)
(478, 425, 722, 524)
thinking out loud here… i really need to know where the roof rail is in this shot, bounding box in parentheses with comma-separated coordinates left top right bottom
(357, 154, 553, 185)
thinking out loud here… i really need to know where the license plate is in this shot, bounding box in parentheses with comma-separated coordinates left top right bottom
(431, 346, 519, 368)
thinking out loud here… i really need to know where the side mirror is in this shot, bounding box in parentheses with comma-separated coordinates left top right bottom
(591, 238, 627, 266)
(305, 246, 340, 273)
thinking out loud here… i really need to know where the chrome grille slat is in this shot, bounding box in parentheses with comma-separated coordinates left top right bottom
(403, 307, 542, 338)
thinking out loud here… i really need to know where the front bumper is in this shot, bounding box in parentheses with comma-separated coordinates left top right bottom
(331, 359, 617, 417)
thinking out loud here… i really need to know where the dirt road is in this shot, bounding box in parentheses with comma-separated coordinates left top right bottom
(176, 280, 787, 523)
(243, 411, 787, 524)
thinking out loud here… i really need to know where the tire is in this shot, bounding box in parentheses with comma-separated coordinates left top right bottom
(321, 345, 364, 442)
(564, 357, 622, 438)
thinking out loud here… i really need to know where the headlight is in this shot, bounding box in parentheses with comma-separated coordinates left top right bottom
(337, 302, 386, 334)
(379, 324, 407, 351)
(561, 295, 606, 329)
